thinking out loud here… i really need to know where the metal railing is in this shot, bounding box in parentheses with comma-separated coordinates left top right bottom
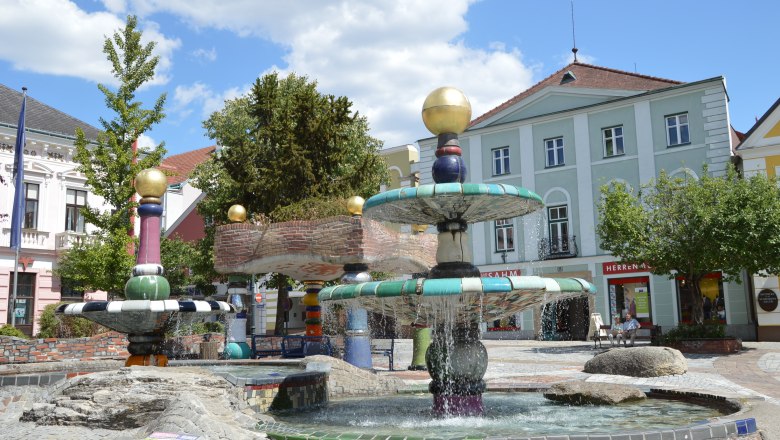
(538, 235, 578, 260)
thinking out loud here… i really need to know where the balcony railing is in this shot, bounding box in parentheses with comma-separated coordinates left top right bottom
(538, 235, 578, 260)
(0, 228, 51, 249)
(55, 231, 91, 250)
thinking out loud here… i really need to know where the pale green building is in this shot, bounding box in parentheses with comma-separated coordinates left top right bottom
(414, 62, 753, 340)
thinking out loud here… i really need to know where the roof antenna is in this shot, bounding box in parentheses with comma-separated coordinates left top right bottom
(570, 0, 578, 62)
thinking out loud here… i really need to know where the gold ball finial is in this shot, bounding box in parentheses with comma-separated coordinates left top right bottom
(135, 168, 167, 198)
(412, 224, 428, 234)
(421, 87, 472, 135)
(347, 196, 365, 216)
(227, 204, 247, 222)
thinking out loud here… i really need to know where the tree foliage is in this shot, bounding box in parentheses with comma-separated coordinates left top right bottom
(58, 15, 167, 297)
(160, 235, 203, 296)
(191, 72, 388, 333)
(597, 166, 780, 324)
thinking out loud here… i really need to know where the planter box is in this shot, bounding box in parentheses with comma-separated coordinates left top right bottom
(667, 338, 742, 354)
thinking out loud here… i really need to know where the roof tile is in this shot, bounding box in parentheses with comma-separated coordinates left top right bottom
(471, 62, 683, 127)
(159, 145, 216, 185)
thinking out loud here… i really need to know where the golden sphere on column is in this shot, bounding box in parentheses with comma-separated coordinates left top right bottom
(412, 224, 429, 234)
(421, 87, 472, 135)
(135, 168, 167, 198)
(347, 196, 365, 216)
(227, 204, 247, 222)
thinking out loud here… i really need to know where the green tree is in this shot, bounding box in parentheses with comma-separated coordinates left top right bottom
(57, 15, 167, 297)
(191, 72, 388, 334)
(597, 166, 780, 325)
(160, 235, 202, 296)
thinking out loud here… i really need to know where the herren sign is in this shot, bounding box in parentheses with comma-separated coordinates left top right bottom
(602, 262, 651, 275)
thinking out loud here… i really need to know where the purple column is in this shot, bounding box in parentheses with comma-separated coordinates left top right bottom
(136, 204, 163, 265)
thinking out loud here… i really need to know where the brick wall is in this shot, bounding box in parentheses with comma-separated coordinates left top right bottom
(0, 332, 227, 364)
(0, 332, 129, 364)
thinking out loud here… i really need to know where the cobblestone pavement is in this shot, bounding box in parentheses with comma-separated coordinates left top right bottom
(3, 339, 780, 439)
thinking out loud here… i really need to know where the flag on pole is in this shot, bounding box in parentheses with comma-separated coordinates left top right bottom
(10, 88, 27, 250)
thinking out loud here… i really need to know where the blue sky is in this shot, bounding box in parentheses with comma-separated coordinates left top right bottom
(0, 0, 777, 156)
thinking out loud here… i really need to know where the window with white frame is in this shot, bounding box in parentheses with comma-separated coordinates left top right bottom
(666, 113, 689, 146)
(495, 218, 514, 252)
(547, 205, 569, 253)
(65, 189, 87, 233)
(492, 147, 510, 176)
(23, 183, 39, 229)
(545, 137, 564, 167)
(602, 126, 624, 157)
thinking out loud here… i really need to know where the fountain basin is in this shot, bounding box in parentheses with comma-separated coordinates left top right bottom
(265, 391, 733, 438)
(363, 182, 542, 225)
(319, 276, 595, 322)
(56, 300, 233, 334)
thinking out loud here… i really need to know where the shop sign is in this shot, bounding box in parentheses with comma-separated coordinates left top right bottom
(481, 269, 521, 278)
(602, 262, 650, 275)
(758, 289, 779, 312)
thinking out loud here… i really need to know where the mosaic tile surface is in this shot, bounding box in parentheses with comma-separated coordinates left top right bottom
(363, 183, 543, 225)
(319, 276, 595, 323)
(56, 300, 233, 334)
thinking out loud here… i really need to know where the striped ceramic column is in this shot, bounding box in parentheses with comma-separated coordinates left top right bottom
(302, 281, 324, 336)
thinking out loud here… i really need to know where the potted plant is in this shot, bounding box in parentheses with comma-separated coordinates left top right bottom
(658, 323, 741, 354)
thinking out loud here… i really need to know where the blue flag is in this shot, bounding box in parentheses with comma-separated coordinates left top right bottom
(10, 89, 26, 250)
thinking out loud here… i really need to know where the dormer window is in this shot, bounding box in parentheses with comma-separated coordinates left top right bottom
(561, 71, 577, 84)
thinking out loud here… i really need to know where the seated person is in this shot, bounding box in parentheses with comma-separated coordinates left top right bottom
(616, 313, 640, 347)
(607, 315, 622, 347)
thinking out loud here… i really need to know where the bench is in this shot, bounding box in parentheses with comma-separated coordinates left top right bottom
(370, 338, 395, 370)
(281, 335, 332, 358)
(592, 325, 611, 348)
(250, 335, 284, 358)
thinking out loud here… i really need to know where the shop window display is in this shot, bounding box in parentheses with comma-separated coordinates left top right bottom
(677, 272, 725, 324)
(608, 276, 652, 325)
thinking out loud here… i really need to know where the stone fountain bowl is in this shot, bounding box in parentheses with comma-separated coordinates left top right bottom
(56, 300, 234, 335)
(319, 275, 595, 323)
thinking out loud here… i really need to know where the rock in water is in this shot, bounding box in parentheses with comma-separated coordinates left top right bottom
(544, 381, 646, 405)
(584, 346, 687, 377)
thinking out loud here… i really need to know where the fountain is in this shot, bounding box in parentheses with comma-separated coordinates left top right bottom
(317, 87, 596, 416)
(56, 168, 234, 366)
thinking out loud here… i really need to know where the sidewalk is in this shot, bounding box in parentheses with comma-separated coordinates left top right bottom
(382, 339, 780, 438)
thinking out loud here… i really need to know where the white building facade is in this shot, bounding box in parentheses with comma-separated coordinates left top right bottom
(0, 84, 109, 336)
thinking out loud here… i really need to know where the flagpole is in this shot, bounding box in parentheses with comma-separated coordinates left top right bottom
(11, 246, 19, 327)
(10, 87, 27, 328)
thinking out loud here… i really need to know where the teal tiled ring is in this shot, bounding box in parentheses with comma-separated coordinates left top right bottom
(319, 276, 595, 324)
(363, 183, 543, 225)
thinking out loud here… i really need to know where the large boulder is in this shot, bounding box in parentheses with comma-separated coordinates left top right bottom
(584, 346, 687, 377)
(544, 380, 646, 405)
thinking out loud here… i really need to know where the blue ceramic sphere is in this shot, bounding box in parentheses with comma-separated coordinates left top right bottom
(432, 155, 468, 183)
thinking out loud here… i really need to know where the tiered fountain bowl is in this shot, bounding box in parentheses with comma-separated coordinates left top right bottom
(57, 168, 234, 367)
(318, 87, 596, 417)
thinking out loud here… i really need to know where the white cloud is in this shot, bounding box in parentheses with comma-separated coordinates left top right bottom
(173, 82, 251, 119)
(192, 47, 217, 63)
(0, 0, 179, 86)
(559, 50, 596, 66)
(136, 133, 157, 149)
(120, 0, 536, 147)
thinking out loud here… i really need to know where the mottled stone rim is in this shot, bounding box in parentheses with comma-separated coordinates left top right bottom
(319, 276, 596, 302)
(363, 183, 543, 224)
